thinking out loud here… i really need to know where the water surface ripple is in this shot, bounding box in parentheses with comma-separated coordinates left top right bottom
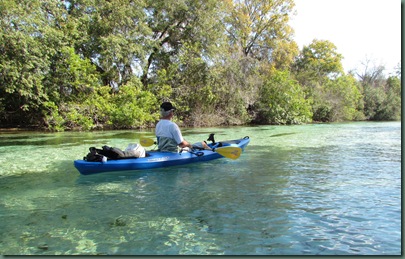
(0, 122, 401, 255)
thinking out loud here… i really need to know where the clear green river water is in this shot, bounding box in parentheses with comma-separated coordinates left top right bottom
(0, 121, 401, 255)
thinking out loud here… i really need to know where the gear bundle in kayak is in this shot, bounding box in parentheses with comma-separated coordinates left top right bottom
(74, 136, 250, 175)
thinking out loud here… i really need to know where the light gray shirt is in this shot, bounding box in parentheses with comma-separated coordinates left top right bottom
(155, 119, 184, 152)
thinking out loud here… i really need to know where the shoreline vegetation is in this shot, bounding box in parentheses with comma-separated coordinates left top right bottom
(0, 0, 401, 132)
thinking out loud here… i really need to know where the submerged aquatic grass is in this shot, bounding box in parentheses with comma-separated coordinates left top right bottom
(0, 122, 401, 255)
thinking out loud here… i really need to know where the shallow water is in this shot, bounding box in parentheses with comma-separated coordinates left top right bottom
(0, 122, 401, 255)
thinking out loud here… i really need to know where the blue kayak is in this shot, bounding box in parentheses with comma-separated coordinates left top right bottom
(74, 136, 250, 175)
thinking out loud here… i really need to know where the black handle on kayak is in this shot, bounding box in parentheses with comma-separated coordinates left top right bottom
(194, 151, 204, 156)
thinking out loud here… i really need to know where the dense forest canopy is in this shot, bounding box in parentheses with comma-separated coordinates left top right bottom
(0, 0, 401, 131)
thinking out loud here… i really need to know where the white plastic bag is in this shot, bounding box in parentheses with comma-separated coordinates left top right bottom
(125, 143, 146, 158)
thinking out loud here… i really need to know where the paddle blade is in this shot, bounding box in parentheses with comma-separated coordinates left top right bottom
(215, 147, 242, 160)
(140, 137, 155, 147)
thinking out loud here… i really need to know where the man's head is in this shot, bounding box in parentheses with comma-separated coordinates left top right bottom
(160, 102, 176, 118)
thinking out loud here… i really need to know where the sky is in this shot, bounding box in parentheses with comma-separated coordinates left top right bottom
(289, 0, 401, 75)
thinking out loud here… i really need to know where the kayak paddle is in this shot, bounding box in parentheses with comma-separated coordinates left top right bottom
(140, 137, 156, 147)
(213, 146, 242, 160)
(139, 137, 242, 159)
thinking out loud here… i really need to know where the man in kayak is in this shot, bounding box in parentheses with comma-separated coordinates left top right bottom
(155, 102, 209, 152)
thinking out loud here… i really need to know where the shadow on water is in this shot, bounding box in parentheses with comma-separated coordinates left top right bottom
(0, 133, 100, 147)
(74, 169, 160, 185)
(0, 130, 157, 147)
(0, 160, 79, 209)
(108, 131, 154, 139)
(269, 132, 297, 138)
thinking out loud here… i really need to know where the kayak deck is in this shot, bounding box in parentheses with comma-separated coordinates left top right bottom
(74, 136, 250, 175)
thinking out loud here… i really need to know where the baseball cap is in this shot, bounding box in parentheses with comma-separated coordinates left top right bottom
(160, 102, 176, 111)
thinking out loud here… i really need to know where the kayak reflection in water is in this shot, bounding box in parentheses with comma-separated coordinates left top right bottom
(155, 102, 210, 153)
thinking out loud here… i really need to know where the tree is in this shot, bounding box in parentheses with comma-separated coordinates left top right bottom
(319, 75, 364, 121)
(355, 57, 386, 87)
(382, 76, 401, 120)
(393, 62, 401, 78)
(293, 39, 344, 83)
(253, 69, 312, 124)
(65, 0, 151, 87)
(355, 58, 400, 121)
(292, 39, 348, 122)
(224, 0, 296, 66)
(140, 0, 224, 89)
(0, 0, 63, 126)
(2, 0, 396, 130)
(362, 76, 401, 121)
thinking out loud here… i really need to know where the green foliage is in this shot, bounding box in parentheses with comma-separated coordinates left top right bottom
(355, 60, 401, 121)
(109, 81, 158, 129)
(187, 50, 259, 127)
(0, 0, 52, 126)
(225, 0, 296, 63)
(293, 39, 344, 82)
(64, 104, 95, 131)
(383, 76, 401, 120)
(254, 70, 312, 124)
(362, 76, 401, 121)
(63, 86, 112, 130)
(313, 75, 365, 122)
(45, 46, 100, 103)
(168, 42, 215, 124)
(140, 0, 224, 88)
(291, 39, 368, 123)
(42, 102, 65, 132)
(0, 0, 400, 130)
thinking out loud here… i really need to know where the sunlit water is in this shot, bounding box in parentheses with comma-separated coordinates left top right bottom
(0, 122, 401, 255)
